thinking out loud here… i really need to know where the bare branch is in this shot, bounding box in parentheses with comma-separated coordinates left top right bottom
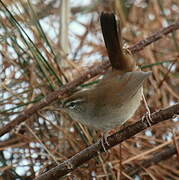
(130, 21, 179, 53)
(123, 144, 177, 178)
(34, 103, 179, 180)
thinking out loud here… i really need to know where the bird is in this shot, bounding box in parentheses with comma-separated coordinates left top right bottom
(61, 12, 151, 149)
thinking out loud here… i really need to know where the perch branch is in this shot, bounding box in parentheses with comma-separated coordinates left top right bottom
(34, 103, 179, 180)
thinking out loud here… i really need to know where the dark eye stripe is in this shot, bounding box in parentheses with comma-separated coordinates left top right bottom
(65, 99, 84, 108)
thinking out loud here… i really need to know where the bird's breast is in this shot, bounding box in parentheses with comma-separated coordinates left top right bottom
(88, 87, 143, 130)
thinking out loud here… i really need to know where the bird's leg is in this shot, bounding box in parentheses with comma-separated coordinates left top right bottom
(100, 131, 110, 152)
(142, 92, 152, 127)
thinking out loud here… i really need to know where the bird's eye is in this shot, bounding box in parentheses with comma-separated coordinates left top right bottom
(65, 99, 83, 109)
(68, 102, 76, 109)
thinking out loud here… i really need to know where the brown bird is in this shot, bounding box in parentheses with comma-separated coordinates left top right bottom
(61, 12, 151, 148)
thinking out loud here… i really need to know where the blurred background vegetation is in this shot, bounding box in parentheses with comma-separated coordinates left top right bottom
(0, 0, 179, 179)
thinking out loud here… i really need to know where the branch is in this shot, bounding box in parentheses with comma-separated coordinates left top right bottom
(0, 21, 179, 137)
(34, 103, 179, 180)
(129, 21, 179, 53)
(123, 144, 177, 178)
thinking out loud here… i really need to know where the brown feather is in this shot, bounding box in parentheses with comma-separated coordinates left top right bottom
(100, 12, 135, 72)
